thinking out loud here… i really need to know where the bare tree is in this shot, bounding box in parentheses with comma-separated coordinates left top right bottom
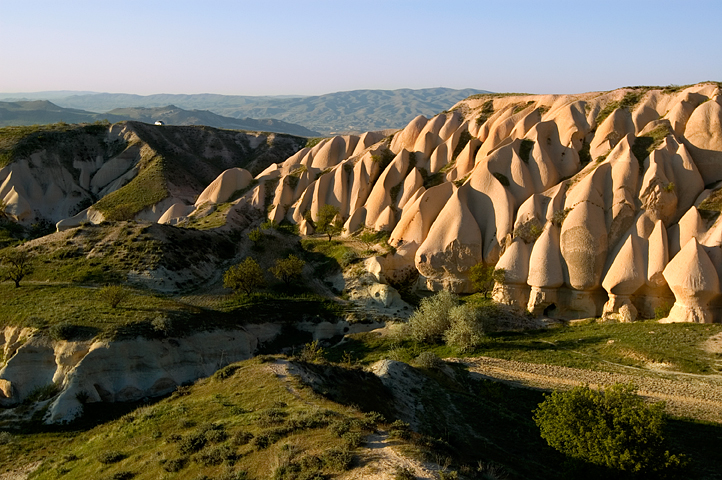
(2, 248, 33, 288)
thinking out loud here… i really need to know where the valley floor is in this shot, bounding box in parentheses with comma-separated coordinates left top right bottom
(459, 356, 722, 423)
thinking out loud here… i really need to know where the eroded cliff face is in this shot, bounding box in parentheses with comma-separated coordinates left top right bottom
(0, 121, 305, 228)
(0, 319, 385, 424)
(190, 83, 722, 323)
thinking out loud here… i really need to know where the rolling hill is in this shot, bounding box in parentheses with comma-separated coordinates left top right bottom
(2, 88, 490, 135)
(0, 101, 320, 137)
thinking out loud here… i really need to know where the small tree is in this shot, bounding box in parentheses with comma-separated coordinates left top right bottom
(98, 285, 130, 308)
(223, 257, 265, 295)
(358, 229, 378, 251)
(316, 204, 344, 242)
(1, 248, 32, 288)
(533, 383, 686, 475)
(270, 254, 305, 287)
(468, 263, 505, 298)
(408, 290, 458, 343)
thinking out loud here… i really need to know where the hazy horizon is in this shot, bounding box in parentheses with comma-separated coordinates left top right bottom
(1, 1, 721, 96)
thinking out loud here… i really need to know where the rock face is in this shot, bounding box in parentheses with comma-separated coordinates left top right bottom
(7, 83, 722, 323)
(0, 122, 305, 227)
(182, 83, 722, 322)
(0, 320, 382, 423)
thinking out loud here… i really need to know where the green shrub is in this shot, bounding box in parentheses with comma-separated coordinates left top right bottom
(389, 420, 412, 440)
(323, 447, 353, 470)
(443, 304, 485, 352)
(492, 172, 510, 186)
(0, 431, 13, 445)
(270, 254, 305, 286)
(161, 457, 187, 472)
(178, 431, 207, 455)
(654, 302, 673, 321)
(247, 227, 263, 243)
(414, 351, 443, 369)
(299, 340, 325, 363)
(533, 383, 686, 475)
(224, 257, 265, 295)
(394, 466, 416, 480)
(196, 445, 234, 466)
(519, 139, 534, 164)
(231, 431, 254, 446)
(408, 290, 458, 343)
(97, 450, 126, 464)
(551, 207, 572, 227)
(468, 264, 505, 298)
(514, 219, 543, 243)
(48, 322, 79, 341)
(340, 250, 358, 267)
(98, 285, 130, 309)
(214, 365, 241, 381)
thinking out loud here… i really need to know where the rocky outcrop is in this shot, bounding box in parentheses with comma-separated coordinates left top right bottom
(0, 318, 386, 423)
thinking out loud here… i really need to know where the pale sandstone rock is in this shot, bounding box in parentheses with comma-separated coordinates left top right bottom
(684, 94, 722, 183)
(486, 141, 534, 207)
(602, 234, 646, 322)
(437, 111, 464, 142)
(158, 202, 193, 225)
(415, 188, 482, 292)
(590, 107, 635, 160)
(493, 237, 531, 308)
(561, 201, 608, 291)
(667, 206, 704, 258)
(661, 238, 720, 323)
(195, 168, 253, 206)
(364, 150, 409, 228)
(373, 205, 396, 232)
(311, 136, 347, 170)
(2, 186, 33, 222)
(527, 223, 564, 315)
(348, 152, 381, 213)
(465, 163, 515, 264)
(350, 131, 385, 157)
(445, 138, 480, 182)
(390, 115, 428, 154)
(396, 168, 424, 210)
(665, 91, 709, 137)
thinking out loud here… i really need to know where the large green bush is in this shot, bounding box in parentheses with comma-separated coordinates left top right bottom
(408, 290, 458, 343)
(533, 383, 686, 476)
(443, 304, 485, 352)
(224, 257, 265, 295)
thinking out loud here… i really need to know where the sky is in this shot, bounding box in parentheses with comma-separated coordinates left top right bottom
(1, 0, 720, 97)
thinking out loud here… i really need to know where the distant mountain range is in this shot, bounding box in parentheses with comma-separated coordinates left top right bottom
(0, 100, 321, 137)
(0, 88, 490, 135)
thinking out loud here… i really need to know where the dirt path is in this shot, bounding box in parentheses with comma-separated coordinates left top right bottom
(458, 356, 722, 423)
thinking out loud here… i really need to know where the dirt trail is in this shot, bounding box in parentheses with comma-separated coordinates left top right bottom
(458, 356, 722, 423)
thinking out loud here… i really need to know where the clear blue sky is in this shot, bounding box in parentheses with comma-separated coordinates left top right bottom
(1, 0, 720, 96)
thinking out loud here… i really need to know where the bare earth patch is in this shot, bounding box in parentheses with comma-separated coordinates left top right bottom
(459, 356, 722, 423)
(0, 461, 41, 480)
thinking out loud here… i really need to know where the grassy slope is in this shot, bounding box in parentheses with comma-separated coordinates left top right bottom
(329, 318, 722, 376)
(3, 358, 380, 480)
(5, 354, 720, 480)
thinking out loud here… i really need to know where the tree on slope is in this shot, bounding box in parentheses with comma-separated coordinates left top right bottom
(223, 257, 265, 295)
(1, 248, 32, 288)
(316, 204, 344, 242)
(270, 254, 305, 287)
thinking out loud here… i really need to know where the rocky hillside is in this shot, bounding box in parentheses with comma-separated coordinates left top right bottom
(181, 82, 722, 324)
(0, 121, 305, 227)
